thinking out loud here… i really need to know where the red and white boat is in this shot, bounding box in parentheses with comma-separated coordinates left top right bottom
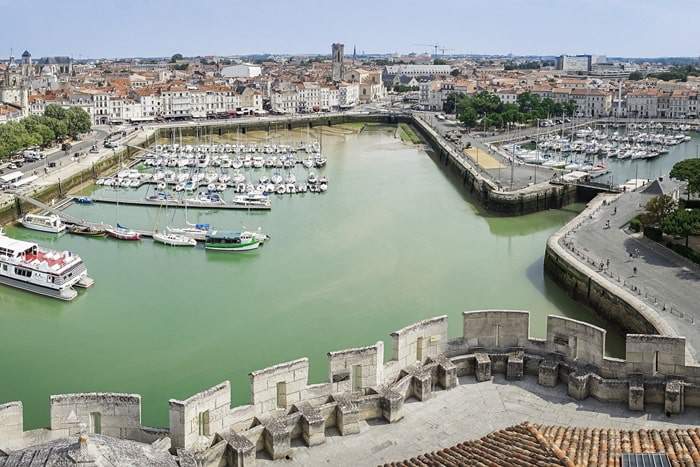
(105, 224, 141, 241)
(0, 233, 94, 300)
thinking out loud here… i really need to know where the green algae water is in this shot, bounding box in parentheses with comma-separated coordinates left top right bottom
(0, 125, 624, 429)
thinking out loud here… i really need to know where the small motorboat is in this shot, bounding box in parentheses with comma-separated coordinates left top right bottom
(153, 231, 196, 247)
(67, 224, 105, 236)
(167, 223, 210, 241)
(105, 224, 141, 241)
(73, 196, 93, 204)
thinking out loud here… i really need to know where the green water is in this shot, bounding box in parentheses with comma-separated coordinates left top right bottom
(0, 126, 624, 430)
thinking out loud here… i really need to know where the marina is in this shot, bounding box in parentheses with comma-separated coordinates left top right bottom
(501, 121, 699, 182)
(0, 125, 626, 429)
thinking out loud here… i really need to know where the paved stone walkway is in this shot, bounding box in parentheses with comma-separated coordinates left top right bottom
(258, 375, 700, 466)
(561, 187, 700, 361)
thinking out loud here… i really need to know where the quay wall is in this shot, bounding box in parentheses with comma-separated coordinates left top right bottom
(4, 311, 700, 459)
(544, 194, 671, 338)
(0, 132, 153, 226)
(156, 113, 581, 216)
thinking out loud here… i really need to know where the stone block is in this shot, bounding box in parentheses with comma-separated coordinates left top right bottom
(665, 380, 684, 415)
(628, 376, 645, 412)
(475, 353, 492, 382)
(567, 373, 590, 400)
(334, 397, 359, 436)
(506, 353, 524, 380)
(378, 387, 404, 423)
(295, 402, 325, 447)
(410, 370, 432, 401)
(262, 417, 291, 460)
(214, 430, 256, 467)
(432, 355, 457, 389)
(538, 360, 559, 387)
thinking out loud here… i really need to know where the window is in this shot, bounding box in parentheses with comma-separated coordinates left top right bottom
(352, 365, 362, 391)
(276, 382, 286, 409)
(416, 337, 424, 362)
(197, 410, 210, 436)
(89, 412, 101, 434)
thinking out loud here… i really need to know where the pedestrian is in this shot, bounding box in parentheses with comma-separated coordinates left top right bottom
(606, 258, 610, 268)
(633, 266, 637, 275)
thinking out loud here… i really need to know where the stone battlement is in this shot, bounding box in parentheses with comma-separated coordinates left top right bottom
(2, 310, 700, 464)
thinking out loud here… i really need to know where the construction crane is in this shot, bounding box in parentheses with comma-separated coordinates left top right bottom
(413, 43, 442, 57)
(412, 44, 454, 57)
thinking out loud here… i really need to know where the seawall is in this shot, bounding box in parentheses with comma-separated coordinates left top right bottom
(544, 194, 675, 339)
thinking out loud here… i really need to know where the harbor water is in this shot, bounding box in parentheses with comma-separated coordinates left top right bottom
(1, 124, 625, 429)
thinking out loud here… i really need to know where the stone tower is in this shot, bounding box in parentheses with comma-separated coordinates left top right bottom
(332, 43, 344, 82)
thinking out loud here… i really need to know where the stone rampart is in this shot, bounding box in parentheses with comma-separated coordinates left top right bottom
(5, 310, 700, 462)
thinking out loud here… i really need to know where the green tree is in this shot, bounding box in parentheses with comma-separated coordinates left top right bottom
(458, 106, 478, 127)
(433, 58, 448, 65)
(628, 71, 644, 80)
(641, 195, 678, 226)
(170, 53, 183, 63)
(662, 208, 700, 247)
(65, 107, 91, 137)
(670, 159, 700, 200)
(44, 103, 67, 121)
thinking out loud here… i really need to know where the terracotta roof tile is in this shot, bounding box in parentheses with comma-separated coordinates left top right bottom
(383, 423, 700, 467)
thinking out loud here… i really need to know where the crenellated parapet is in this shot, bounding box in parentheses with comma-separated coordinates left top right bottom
(3, 310, 700, 464)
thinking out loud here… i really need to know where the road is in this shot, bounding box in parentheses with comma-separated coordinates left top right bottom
(14, 127, 110, 178)
(563, 184, 700, 360)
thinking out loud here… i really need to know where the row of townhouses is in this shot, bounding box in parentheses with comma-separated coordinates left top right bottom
(419, 80, 699, 119)
(28, 84, 264, 124)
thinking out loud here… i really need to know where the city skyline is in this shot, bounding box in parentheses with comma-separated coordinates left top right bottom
(1, 0, 699, 59)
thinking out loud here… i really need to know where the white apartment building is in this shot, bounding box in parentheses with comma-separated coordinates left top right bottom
(570, 89, 612, 117)
(271, 82, 358, 113)
(221, 64, 262, 78)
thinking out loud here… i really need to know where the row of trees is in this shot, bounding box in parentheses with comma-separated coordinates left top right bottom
(452, 91, 577, 129)
(0, 104, 91, 159)
(629, 66, 700, 82)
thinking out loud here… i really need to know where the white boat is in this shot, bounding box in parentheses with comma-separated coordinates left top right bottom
(232, 192, 272, 209)
(167, 224, 209, 242)
(153, 231, 197, 247)
(20, 214, 66, 234)
(0, 234, 93, 300)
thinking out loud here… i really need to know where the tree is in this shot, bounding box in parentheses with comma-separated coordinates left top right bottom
(433, 58, 448, 65)
(670, 159, 700, 200)
(450, 68, 460, 77)
(641, 195, 678, 226)
(65, 107, 91, 137)
(44, 103, 67, 121)
(628, 71, 644, 81)
(458, 106, 478, 127)
(170, 53, 183, 63)
(662, 208, 700, 247)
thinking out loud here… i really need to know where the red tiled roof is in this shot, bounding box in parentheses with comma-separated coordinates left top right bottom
(382, 423, 700, 467)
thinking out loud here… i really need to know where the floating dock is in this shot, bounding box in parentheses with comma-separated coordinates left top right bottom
(89, 196, 271, 210)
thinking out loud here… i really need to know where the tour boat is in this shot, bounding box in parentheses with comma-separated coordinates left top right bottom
(204, 230, 262, 252)
(232, 193, 272, 209)
(0, 233, 94, 300)
(20, 214, 66, 234)
(153, 231, 197, 247)
(105, 224, 141, 241)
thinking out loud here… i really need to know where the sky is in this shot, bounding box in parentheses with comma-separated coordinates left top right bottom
(1, 0, 698, 59)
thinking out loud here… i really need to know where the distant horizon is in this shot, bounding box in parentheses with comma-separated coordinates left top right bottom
(1, 0, 699, 59)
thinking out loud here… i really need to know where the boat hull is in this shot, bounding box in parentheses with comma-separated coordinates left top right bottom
(105, 229, 141, 241)
(205, 241, 261, 252)
(0, 273, 79, 300)
(20, 221, 66, 234)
